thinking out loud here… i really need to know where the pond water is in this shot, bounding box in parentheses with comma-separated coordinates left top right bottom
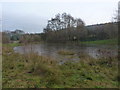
(14, 43, 118, 63)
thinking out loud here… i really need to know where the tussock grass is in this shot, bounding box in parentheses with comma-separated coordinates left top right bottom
(2, 44, 119, 88)
(58, 50, 75, 55)
(2, 45, 61, 88)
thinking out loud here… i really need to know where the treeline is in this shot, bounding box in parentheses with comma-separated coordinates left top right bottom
(43, 13, 118, 42)
(43, 13, 87, 42)
(86, 22, 118, 41)
(2, 30, 25, 43)
(2, 13, 118, 43)
(19, 33, 44, 43)
(2, 30, 44, 44)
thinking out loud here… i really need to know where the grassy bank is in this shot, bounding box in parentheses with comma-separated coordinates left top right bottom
(2, 44, 119, 88)
(3, 43, 21, 47)
(80, 39, 118, 45)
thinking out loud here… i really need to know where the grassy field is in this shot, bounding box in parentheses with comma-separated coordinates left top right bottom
(2, 43, 119, 88)
(80, 39, 118, 45)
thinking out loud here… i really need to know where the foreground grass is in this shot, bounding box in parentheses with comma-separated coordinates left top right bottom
(2, 44, 119, 88)
(80, 39, 118, 45)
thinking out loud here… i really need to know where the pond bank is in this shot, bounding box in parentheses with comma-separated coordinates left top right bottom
(2, 44, 119, 88)
(80, 39, 118, 45)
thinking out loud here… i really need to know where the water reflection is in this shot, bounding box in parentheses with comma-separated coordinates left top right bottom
(14, 43, 118, 62)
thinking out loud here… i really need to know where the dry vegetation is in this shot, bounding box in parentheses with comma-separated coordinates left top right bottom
(58, 50, 75, 55)
(2, 44, 119, 88)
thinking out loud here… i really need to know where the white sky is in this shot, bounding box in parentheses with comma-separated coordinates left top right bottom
(0, 0, 119, 3)
(1, 0, 119, 33)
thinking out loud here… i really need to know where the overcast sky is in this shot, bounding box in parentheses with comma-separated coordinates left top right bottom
(1, 0, 119, 33)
